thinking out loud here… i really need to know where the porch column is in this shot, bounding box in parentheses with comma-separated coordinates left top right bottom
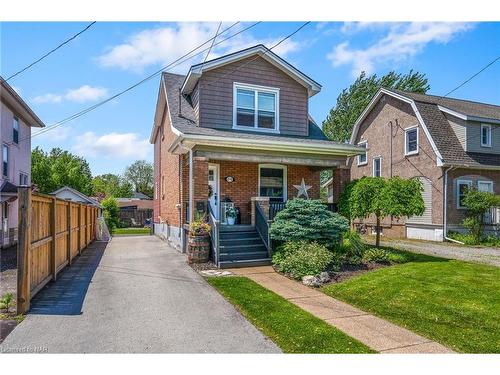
(251, 196, 270, 226)
(331, 167, 351, 204)
(191, 155, 209, 221)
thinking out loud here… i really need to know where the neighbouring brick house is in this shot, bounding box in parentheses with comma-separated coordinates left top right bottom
(325, 88, 500, 241)
(1, 77, 45, 248)
(150, 45, 362, 267)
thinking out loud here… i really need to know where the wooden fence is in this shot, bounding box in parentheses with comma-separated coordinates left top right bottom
(17, 187, 99, 314)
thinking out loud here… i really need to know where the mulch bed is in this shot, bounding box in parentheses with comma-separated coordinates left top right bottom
(189, 261, 219, 272)
(328, 262, 387, 284)
(0, 245, 18, 321)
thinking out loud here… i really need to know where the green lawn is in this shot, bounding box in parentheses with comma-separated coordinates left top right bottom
(113, 227, 151, 235)
(322, 251, 500, 353)
(207, 276, 373, 353)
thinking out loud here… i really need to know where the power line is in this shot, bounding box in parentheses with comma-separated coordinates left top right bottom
(444, 56, 500, 97)
(202, 22, 222, 65)
(3, 22, 97, 82)
(27, 21, 261, 141)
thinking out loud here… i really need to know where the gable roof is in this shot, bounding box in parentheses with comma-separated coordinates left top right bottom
(1, 76, 45, 128)
(350, 88, 500, 169)
(151, 72, 361, 157)
(51, 186, 101, 207)
(181, 44, 322, 98)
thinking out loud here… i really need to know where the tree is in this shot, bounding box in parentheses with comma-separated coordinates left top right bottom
(124, 160, 154, 198)
(462, 189, 500, 244)
(101, 196, 120, 234)
(31, 147, 93, 195)
(322, 70, 429, 142)
(349, 177, 425, 247)
(92, 173, 133, 199)
(269, 199, 349, 248)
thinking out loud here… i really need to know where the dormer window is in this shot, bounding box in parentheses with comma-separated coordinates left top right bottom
(481, 124, 491, 147)
(233, 83, 279, 133)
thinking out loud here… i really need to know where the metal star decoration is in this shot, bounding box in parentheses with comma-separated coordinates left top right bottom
(293, 178, 312, 199)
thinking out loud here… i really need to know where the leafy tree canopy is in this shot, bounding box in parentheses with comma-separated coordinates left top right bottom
(124, 160, 154, 198)
(92, 173, 133, 199)
(322, 70, 429, 142)
(31, 147, 93, 195)
(462, 189, 500, 243)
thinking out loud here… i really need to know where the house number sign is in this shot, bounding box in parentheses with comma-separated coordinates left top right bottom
(225, 176, 235, 183)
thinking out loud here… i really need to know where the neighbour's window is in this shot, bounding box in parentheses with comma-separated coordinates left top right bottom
(19, 172, 28, 186)
(373, 157, 381, 177)
(456, 180, 472, 209)
(13, 117, 20, 144)
(234, 84, 278, 132)
(2, 145, 8, 177)
(405, 126, 418, 155)
(259, 165, 286, 202)
(357, 141, 367, 165)
(477, 180, 493, 193)
(481, 124, 491, 147)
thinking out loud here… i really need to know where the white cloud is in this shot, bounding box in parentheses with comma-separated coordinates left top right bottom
(72, 131, 150, 159)
(97, 22, 303, 73)
(33, 85, 108, 104)
(328, 22, 474, 76)
(34, 126, 72, 142)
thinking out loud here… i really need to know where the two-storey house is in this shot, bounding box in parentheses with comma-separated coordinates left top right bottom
(325, 88, 500, 241)
(150, 45, 362, 267)
(1, 77, 45, 248)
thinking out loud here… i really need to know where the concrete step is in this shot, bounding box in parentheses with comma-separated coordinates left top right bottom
(219, 258, 272, 269)
(219, 251, 269, 261)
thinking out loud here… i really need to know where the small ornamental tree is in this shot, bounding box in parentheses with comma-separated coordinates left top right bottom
(349, 177, 425, 247)
(101, 197, 120, 234)
(462, 189, 500, 244)
(338, 179, 359, 221)
(269, 199, 349, 247)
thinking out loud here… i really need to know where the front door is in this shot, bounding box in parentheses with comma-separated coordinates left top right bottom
(208, 164, 219, 219)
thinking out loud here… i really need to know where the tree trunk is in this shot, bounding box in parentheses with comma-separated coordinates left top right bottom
(375, 215, 381, 248)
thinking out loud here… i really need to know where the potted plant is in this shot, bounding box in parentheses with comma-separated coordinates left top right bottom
(226, 206, 237, 225)
(187, 219, 211, 263)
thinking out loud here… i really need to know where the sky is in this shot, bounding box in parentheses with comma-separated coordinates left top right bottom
(1, 21, 499, 176)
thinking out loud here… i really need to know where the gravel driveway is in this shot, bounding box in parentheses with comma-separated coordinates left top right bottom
(376, 238, 500, 267)
(0, 236, 279, 353)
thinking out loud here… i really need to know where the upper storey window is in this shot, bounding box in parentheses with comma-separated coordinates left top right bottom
(481, 124, 492, 148)
(233, 83, 279, 133)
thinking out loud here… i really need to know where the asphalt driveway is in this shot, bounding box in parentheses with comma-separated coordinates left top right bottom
(0, 236, 279, 353)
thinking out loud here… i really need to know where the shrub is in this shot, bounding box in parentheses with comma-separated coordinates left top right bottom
(362, 248, 390, 263)
(101, 197, 119, 234)
(462, 189, 500, 244)
(342, 231, 366, 258)
(387, 252, 408, 264)
(0, 292, 14, 312)
(269, 199, 349, 247)
(272, 241, 333, 279)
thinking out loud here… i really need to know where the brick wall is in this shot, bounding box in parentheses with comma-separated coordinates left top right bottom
(349, 94, 445, 235)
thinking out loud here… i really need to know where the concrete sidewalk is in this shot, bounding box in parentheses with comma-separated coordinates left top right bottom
(230, 266, 454, 354)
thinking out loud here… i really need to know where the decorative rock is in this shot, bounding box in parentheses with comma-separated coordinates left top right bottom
(302, 275, 320, 287)
(318, 271, 331, 283)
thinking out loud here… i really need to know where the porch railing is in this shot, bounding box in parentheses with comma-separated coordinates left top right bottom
(485, 206, 500, 225)
(207, 203, 220, 266)
(269, 201, 338, 220)
(255, 202, 271, 256)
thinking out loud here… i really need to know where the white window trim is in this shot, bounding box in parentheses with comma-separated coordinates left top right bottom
(372, 156, 382, 177)
(357, 140, 368, 166)
(258, 164, 287, 202)
(456, 179, 472, 209)
(233, 82, 280, 134)
(478, 180, 493, 193)
(404, 125, 419, 156)
(480, 124, 492, 148)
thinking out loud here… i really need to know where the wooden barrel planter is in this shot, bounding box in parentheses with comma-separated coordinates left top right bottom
(187, 234, 210, 263)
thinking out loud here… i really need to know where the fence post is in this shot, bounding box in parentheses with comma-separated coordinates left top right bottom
(67, 203, 72, 265)
(78, 204, 82, 255)
(50, 197, 57, 281)
(17, 187, 31, 314)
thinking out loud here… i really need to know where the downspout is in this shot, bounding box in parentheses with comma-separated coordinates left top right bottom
(443, 166, 464, 244)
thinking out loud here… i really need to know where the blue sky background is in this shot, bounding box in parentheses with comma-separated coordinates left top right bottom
(1, 22, 499, 176)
